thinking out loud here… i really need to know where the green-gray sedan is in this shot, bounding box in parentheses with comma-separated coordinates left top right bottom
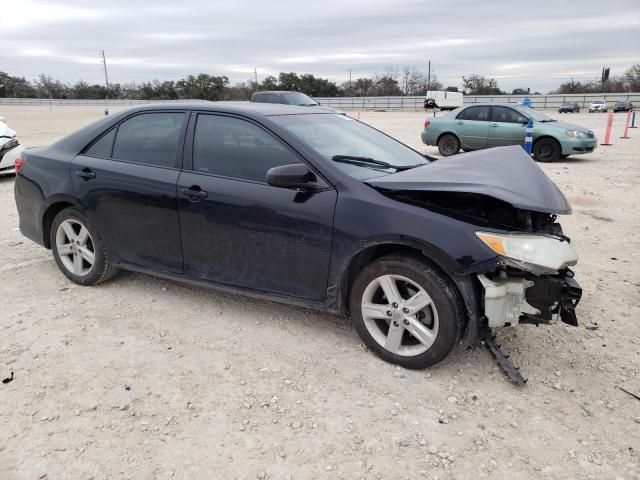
(421, 103, 597, 162)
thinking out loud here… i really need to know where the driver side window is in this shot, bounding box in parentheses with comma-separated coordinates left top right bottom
(491, 106, 527, 124)
(192, 114, 299, 183)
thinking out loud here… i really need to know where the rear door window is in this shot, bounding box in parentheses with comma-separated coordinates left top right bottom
(85, 128, 116, 158)
(192, 114, 299, 183)
(458, 106, 490, 121)
(112, 112, 185, 168)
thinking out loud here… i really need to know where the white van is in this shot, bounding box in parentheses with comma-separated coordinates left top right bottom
(424, 91, 463, 111)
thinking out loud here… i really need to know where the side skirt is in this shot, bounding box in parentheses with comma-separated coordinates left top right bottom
(115, 261, 336, 315)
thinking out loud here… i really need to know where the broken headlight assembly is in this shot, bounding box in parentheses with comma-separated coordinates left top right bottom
(475, 231, 578, 275)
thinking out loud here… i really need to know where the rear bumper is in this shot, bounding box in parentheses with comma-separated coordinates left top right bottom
(478, 269, 582, 328)
(14, 174, 47, 247)
(421, 130, 439, 146)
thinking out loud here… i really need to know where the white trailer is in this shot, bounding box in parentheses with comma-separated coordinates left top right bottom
(424, 91, 463, 111)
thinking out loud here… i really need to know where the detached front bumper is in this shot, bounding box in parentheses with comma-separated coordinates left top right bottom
(478, 270, 582, 328)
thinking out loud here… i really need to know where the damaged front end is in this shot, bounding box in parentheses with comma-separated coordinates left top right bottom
(378, 189, 583, 333)
(475, 230, 582, 328)
(365, 146, 584, 382)
(477, 268, 582, 328)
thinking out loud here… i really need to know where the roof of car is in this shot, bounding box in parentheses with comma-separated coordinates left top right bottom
(119, 100, 330, 117)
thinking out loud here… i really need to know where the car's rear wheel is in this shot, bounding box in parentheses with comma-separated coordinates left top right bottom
(349, 255, 462, 369)
(437, 134, 460, 156)
(51, 207, 118, 286)
(533, 138, 561, 162)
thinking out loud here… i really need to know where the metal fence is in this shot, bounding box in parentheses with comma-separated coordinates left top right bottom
(1, 92, 638, 110)
(0, 98, 182, 107)
(315, 93, 640, 110)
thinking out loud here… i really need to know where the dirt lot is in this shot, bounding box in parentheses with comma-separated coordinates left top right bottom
(1, 106, 639, 480)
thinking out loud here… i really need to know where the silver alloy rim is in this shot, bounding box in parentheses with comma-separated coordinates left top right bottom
(55, 219, 95, 277)
(361, 274, 439, 357)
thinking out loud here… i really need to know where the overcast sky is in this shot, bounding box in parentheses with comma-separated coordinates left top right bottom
(1, 0, 639, 92)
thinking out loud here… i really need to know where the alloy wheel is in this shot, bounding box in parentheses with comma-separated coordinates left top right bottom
(360, 274, 439, 357)
(55, 219, 96, 277)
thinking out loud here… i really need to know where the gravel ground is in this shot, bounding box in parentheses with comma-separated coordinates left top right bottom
(0, 106, 639, 480)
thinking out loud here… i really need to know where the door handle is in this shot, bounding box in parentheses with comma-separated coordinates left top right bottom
(180, 187, 208, 201)
(490, 123, 499, 127)
(75, 169, 96, 180)
(455, 121, 464, 125)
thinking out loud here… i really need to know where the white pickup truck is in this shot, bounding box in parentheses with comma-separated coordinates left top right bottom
(424, 91, 463, 111)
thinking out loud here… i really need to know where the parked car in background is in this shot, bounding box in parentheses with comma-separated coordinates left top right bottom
(421, 103, 596, 162)
(558, 102, 580, 113)
(423, 91, 463, 111)
(613, 101, 633, 112)
(251, 91, 345, 114)
(251, 90, 319, 106)
(588, 100, 607, 112)
(14, 102, 581, 370)
(0, 116, 25, 176)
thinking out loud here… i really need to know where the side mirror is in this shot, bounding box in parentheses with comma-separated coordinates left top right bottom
(266, 163, 319, 190)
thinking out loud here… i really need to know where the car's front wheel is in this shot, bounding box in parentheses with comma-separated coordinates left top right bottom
(533, 138, 561, 162)
(51, 207, 118, 286)
(437, 134, 460, 156)
(349, 255, 463, 369)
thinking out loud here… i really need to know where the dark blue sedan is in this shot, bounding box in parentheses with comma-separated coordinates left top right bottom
(13, 102, 581, 370)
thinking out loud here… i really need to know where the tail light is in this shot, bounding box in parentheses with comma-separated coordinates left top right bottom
(15, 155, 25, 175)
(424, 120, 431, 128)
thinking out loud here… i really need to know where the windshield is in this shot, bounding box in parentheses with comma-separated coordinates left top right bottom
(593, 100, 605, 104)
(271, 114, 429, 180)
(282, 92, 318, 106)
(513, 105, 555, 122)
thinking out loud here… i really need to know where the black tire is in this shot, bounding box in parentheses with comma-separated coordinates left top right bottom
(437, 134, 460, 157)
(50, 207, 118, 286)
(533, 137, 561, 162)
(349, 254, 464, 369)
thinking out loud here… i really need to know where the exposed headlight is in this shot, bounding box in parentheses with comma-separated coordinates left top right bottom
(475, 231, 578, 274)
(565, 130, 588, 138)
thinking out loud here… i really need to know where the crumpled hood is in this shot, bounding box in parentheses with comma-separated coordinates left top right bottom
(366, 145, 571, 214)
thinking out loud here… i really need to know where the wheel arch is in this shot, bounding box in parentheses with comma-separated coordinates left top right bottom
(334, 239, 481, 343)
(533, 134, 560, 146)
(336, 239, 465, 310)
(436, 131, 460, 146)
(41, 196, 85, 249)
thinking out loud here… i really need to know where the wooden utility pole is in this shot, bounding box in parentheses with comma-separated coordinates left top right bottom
(100, 50, 110, 115)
